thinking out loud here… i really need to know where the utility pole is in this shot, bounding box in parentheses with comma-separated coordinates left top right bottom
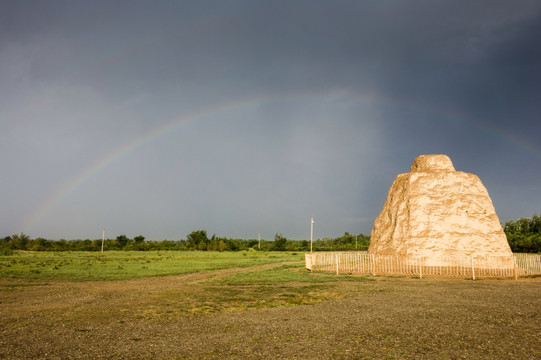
(310, 217, 314, 253)
(101, 229, 105, 253)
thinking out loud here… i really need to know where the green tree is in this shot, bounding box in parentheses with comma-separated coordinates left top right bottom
(218, 240, 226, 252)
(31, 237, 50, 251)
(134, 235, 145, 244)
(186, 230, 208, 250)
(11, 232, 30, 250)
(116, 234, 130, 248)
(504, 213, 541, 253)
(517, 217, 531, 234)
(273, 233, 287, 251)
(532, 214, 540, 234)
(530, 234, 541, 253)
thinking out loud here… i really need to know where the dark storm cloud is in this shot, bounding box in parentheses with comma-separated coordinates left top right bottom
(3, 1, 539, 103)
(1, 1, 540, 240)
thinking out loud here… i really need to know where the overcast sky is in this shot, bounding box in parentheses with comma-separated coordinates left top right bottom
(1, 1, 540, 241)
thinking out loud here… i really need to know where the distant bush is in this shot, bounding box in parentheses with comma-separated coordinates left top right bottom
(0, 246, 14, 256)
(311, 232, 370, 251)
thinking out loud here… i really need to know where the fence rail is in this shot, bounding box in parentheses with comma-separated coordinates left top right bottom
(305, 252, 541, 279)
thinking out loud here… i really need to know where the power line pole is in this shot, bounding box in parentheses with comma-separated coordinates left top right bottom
(101, 229, 105, 253)
(310, 217, 314, 253)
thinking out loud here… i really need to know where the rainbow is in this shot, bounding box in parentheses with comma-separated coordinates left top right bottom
(19, 91, 367, 233)
(19, 91, 540, 234)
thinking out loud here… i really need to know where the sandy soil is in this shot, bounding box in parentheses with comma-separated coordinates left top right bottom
(1, 264, 540, 359)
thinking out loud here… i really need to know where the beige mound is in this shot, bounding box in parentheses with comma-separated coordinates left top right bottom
(368, 154, 512, 265)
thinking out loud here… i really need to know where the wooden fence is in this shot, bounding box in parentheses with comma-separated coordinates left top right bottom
(305, 252, 541, 279)
(514, 253, 541, 276)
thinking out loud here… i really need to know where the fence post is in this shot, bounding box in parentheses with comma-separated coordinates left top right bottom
(513, 261, 518, 280)
(471, 257, 475, 280)
(336, 253, 339, 275)
(419, 258, 422, 279)
(371, 254, 376, 276)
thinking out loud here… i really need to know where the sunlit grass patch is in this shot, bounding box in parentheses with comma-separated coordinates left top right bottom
(213, 263, 374, 285)
(135, 283, 346, 319)
(130, 264, 377, 318)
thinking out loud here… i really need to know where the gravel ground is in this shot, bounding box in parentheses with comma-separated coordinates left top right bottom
(1, 265, 540, 359)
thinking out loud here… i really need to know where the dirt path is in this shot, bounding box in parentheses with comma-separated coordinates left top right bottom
(1, 269, 540, 359)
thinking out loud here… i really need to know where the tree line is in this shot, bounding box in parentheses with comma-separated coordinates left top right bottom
(503, 214, 541, 253)
(2, 213, 540, 254)
(0, 231, 369, 253)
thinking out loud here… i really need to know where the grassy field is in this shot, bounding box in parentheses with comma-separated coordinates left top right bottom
(0, 250, 303, 281)
(0, 251, 372, 315)
(1, 251, 540, 359)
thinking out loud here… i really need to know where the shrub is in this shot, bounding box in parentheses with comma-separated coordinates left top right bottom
(0, 247, 14, 256)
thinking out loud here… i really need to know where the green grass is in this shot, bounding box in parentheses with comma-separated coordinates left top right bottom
(213, 263, 374, 285)
(0, 251, 303, 281)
